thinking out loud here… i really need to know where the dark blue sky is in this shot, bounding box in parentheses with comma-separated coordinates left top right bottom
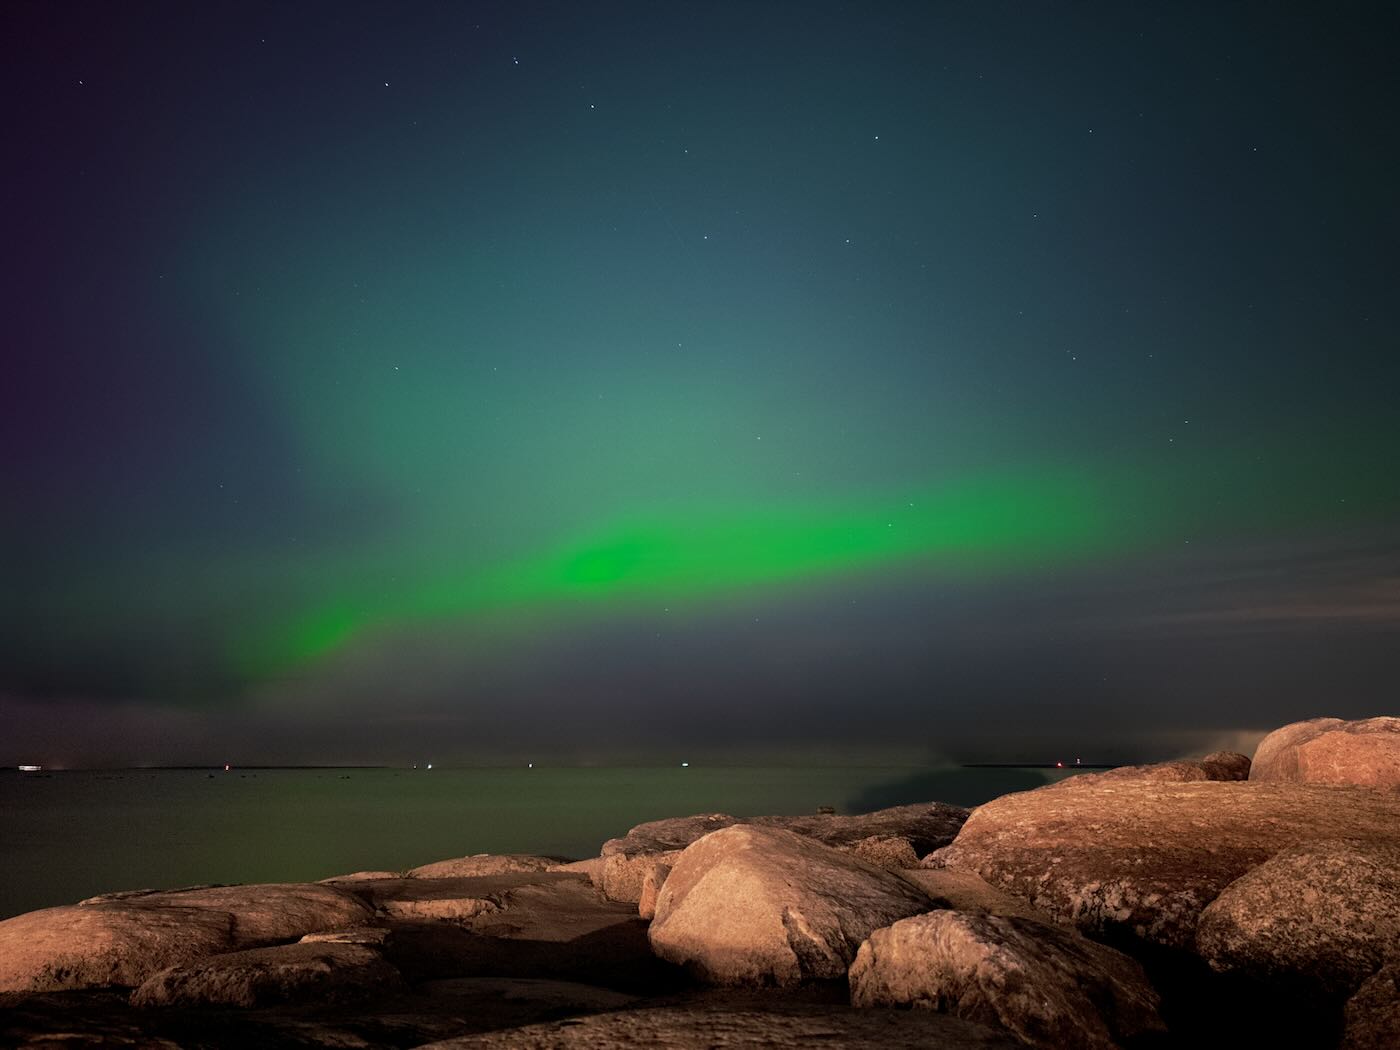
(2, 1, 1397, 766)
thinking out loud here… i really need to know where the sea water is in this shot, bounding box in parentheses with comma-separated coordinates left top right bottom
(0, 764, 1064, 919)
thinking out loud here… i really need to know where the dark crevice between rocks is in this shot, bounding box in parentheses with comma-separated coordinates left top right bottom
(1094, 933, 1348, 1050)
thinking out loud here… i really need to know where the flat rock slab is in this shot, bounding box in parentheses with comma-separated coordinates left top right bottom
(130, 940, 403, 1008)
(342, 873, 621, 941)
(1196, 839, 1400, 998)
(849, 910, 1166, 1050)
(603, 802, 969, 860)
(408, 855, 561, 878)
(1251, 717, 1400, 790)
(0, 883, 372, 994)
(417, 993, 1022, 1049)
(940, 779, 1400, 949)
(649, 825, 933, 985)
(896, 869, 1052, 922)
(0, 904, 234, 994)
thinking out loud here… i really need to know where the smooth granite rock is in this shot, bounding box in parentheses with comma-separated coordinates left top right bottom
(0, 883, 373, 993)
(1250, 717, 1400, 790)
(938, 778, 1400, 949)
(849, 910, 1166, 1050)
(1196, 839, 1400, 997)
(648, 825, 933, 985)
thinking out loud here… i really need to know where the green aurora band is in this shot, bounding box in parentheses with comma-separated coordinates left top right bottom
(235, 435, 1400, 680)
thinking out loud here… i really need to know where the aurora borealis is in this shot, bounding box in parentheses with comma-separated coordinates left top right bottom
(3, 2, 1398, 766)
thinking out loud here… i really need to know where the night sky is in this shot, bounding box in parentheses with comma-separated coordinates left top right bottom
(4, 2, 1397, 768)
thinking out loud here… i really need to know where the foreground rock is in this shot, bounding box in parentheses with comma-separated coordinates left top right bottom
(939, 778, 1400, 950)
(1196, 839, 1400, 998)
(648, 825, 933, 985)
(408, 854, 560, 878)
(849, 910, 1165, 1050)
(598, 802, 967, 903)
(1250, 717, 1400, 790)
(0, 883, 372, 993)
(130, 940, 403, 1007)
(1343, 964, 1400, 1050)
(417, 991, 1021, 1049)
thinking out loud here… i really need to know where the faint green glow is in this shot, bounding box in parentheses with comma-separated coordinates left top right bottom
(238, 469, 1115, 676)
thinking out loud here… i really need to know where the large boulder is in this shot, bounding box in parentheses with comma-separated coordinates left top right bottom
(1250, 717, 1400, 790)
(1342, 964, 1400, 1050)
(938, 778, 1400, 950)
(408, 854, 559, 878)
(1196, 839, 1400, 998)
(0, 883, 373, 993)
(849, 910, 1166, 1050)
(129, 940, 403, 1007)
(647, 825, 933, 985)
(598, 802, 967, 903)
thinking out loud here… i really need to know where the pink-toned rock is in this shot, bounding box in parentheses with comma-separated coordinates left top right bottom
(849, 910, 1165, 1050)
(648, 825, 933, 985)
(637, 861, 672, 921)
(1250, 717, 1400, 790)
(408, 855, 559, 878)
(129, 940, 403, 1007)
(547, 857, 605, 883)
(319, 871, 403, 883)
(1196, 839, 1400, 997)
(939, 778, 1400, 950)
(0, 883, 372, 993)
(599, 803, 967, 904)
(1342, 964, 1400, 1050)
(600, 850, 681, 904)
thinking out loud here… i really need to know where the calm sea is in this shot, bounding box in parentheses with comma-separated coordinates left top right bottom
(0, 764, 1065, 919)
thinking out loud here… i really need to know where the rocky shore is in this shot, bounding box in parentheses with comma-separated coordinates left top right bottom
(2, 716, 1397, 1049)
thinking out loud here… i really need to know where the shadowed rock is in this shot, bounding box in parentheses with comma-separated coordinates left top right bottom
(648, 825, 933, 985)
(319, 870, 403, 883)
(1342, 964, 1400, 1050)
(849, 910, 1166, 1050)
(938, 779, 1400, 950)
(1251, 717, 1400, 790)
(0, 883, 372, 993)
(414, 991, 1022, 1049)
(1196, 839, 1400, 998)
(845, 835, 920, 870)
(896, 869, 1053, 922)
(129, 940, 404, 1008)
